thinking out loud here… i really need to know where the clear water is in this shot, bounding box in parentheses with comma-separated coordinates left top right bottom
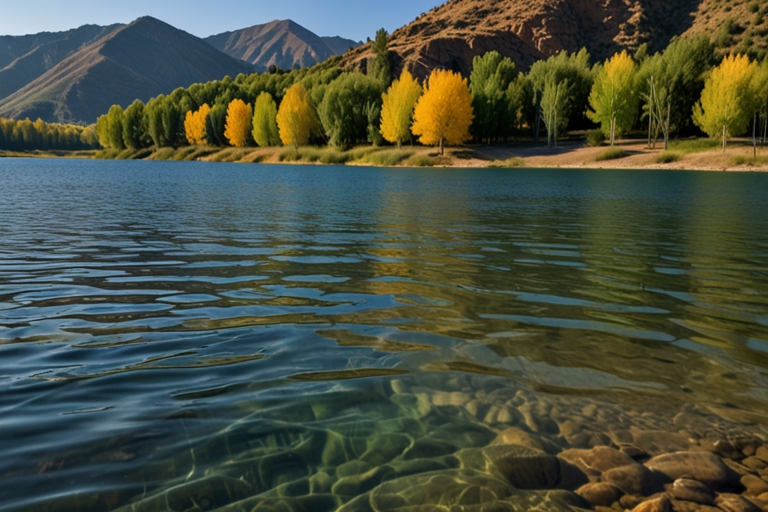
(1, 159, 767, 511)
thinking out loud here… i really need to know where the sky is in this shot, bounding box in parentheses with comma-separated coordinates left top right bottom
(0, 0, 440, 41)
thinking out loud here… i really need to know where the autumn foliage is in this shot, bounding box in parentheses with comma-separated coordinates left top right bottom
(224, 99, 253, 147)
(276, 84, 317, 147)
(411, 70, 474, 155)
(693, 54, 757, 150)
(184, 103, 211, 146)
(588, 51, 638, 146)
(380, 70, 422, 148)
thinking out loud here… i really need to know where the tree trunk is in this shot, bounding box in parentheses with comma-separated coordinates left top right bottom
(610, 117, 616, 147)
(648, 107, 653, 149)
(534, 96, 541, 143)
(754, 112, 757, 160)
(664, 102, 670, 151)
(439, 137, 444, 156)
(722, 124, 727, 153)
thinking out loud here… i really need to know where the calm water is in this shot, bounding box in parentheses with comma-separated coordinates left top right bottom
(1, 159, 768, 511)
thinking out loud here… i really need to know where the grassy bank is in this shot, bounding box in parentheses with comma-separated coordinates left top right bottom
(91, 145, 468, 167)
(5, 138, 768, 172)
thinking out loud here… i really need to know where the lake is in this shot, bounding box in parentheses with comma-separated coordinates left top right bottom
(1, 159, 767, 511)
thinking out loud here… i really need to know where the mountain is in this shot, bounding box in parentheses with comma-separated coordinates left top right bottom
(205, 20, 361, 72)
(0, 17, 253, 123)
(0, 24, 125, 100)
(339, 0, 761, 78)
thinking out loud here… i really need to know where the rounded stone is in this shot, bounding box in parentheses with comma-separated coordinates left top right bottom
(631, 495, 672, 512)
(576, 482, 625, 507)
(671, 478, 715, 505)
(645, 451, 741, 490)
(714, 493, 762, 512)
(755, 446, 768, 463)
(741, 474, 768, 496)
(603, 463, 659, 496)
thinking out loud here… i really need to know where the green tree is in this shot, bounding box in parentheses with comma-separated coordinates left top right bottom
(318, 72, 383, 147)
(469, 51, 518, 143)
(96, 105, 125, 149)
(206, 103, 228, 146)
(122, 100, 147, 149)
(587, 51, 639, 146)
(370, 28, 391, 84)
(251, 92, 281, 147)
(528, 49, 594, 146)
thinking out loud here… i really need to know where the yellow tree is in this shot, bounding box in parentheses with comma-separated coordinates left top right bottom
(411, 69, 474, 155)
(587, 51, 638, 146)
(693, 54, 757, 152)
(224, 99, 253, 147)
(184, 103, 211, 146)
(380, 70, 422, 148)
(276, 84, 317, 147)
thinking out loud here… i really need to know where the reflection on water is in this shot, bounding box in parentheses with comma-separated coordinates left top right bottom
(1, 160, 767, 511)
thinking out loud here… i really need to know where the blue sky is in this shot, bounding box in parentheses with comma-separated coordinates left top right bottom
(0, 0, 439, 41)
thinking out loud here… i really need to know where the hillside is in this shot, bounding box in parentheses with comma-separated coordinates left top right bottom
(0, 17, 253, 123)
(340, 0, 763, 78)
(205, 20, 360, 72)
(0, 24, 124, 100)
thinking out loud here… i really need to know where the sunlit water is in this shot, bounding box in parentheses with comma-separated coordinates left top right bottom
(1, 159, 768, 511)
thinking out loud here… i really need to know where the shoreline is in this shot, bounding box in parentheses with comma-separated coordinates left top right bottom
(2, 140, 768, 172)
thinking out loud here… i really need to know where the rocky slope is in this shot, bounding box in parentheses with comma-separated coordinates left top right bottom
(205, 20, 360, 72)
(340, 0, 761, 78)
(0, 17, 253, 123)
(0, 24, 123, 101)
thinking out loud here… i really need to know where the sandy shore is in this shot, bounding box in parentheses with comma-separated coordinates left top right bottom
(4, 139, 768, 171)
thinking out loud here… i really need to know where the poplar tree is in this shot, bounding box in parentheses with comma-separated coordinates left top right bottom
(469, 51, 517, 143)
(380, 70, 422, 148)
(122, 100, 147, 149)
(224, 99, 253, 147)
(693, 54, 758, 151)
(251, 92, 280, 147)
(411, 69, 474, 155)
(587, 51, 639, 146)
(276, 84, 317, 147)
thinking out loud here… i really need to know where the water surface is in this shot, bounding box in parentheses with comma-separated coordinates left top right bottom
(1, 159, 767, 511)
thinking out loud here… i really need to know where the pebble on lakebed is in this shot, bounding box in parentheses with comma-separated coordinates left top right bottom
(109, 374, 768, 512)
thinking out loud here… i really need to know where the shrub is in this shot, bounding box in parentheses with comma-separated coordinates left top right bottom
(408, 154, 437, 167)
(360, 149, 414, 166)
(585, 129, 606, 147)
(668, 138, 720, 154)
(488, 157, 526, 168)
(655, 151, 682, 164)
(596, 148, 626, 161)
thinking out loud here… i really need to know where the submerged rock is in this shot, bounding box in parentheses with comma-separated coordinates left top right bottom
(645, 452, 741, 490)
(576, 482, 625, 507)
(631, 495, 672, 512)
(671, 478, 715, 505)
(714, 493, 763, 512)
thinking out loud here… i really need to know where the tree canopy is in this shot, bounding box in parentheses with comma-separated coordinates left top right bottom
(411, 69, 474, 155)
(380, 70, 422, 148)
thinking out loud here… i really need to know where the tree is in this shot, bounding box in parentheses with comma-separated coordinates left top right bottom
(96, 105, 125, 150)
(587, 51, 639, 146)
(370, 28, 391, 84)
(123, 100, 147, 149)
(318, 72, 383, 147)
(206, 103, 228, 146)
(469, 51, 518, 143)
(365, 101, 383, 146)
(637, 36, 714, 148)
(224, 99, 253, 147)
(277, 83, 318, 147)
(380, 70, 422, 148)
(411, 69, 474, 155)
(146, 96, 179, 147)
(528, 49, 594, 146)
(184, 103, 211, 146)
(693, 54, 757, 151)
(251, 92, 281, 147)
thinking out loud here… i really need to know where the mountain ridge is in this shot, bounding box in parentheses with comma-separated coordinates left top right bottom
(204, 20, 360, 72)
(0, 17, 253, 123)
